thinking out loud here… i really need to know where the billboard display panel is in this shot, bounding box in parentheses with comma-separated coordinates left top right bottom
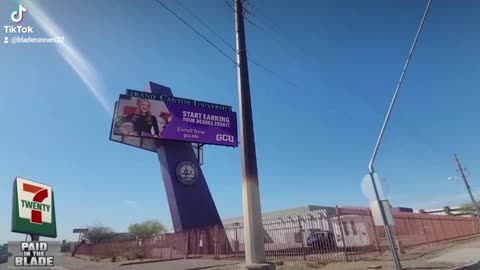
(109, 101, 204, 164)
(112, 90, 238, 147)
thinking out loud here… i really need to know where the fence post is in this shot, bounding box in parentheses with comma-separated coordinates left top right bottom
(439, 218, 447, 242)
(406, 217, 412, 235)
(184, 232, 189, 259)
(298, 218, 306, 261)
(160, 237, 164, 258)
(144, 238, 149, 258)
(224, 231, 229, 256)
(234, 227, 238, 256)
(214, 225, 219, 260)
(454, 220, 460, 238)
(420, 217, 430, 246)
(171, 236, 175, 258)
(431, 218, 439, 243)
(200, 232, 204, 255)
(392, 223, 399, 239)
(336, 206, 349, 261)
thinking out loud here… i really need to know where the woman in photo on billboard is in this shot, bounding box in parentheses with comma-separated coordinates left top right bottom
(115, 99, 161, 138)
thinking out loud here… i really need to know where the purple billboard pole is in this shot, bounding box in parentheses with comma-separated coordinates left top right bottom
(145, 82, 223, 232)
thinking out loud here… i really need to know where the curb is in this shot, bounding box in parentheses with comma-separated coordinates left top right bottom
(119, 257, 184, 266)
(453, 261, 480, 270)
(71, 256, 88, 261)
(184, 263, 241, 270)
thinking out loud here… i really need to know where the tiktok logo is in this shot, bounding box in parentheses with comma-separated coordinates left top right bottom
(11, 4, 27, 23)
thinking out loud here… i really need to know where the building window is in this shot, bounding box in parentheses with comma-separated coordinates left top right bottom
(351, 221, 357, 235)
(342, 221, 349, 236)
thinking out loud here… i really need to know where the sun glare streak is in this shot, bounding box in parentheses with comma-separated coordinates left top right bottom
(23, 0, 112, 114)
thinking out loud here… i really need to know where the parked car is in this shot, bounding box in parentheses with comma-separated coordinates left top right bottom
(306, 230, 336, 250)
(0, 251, 11, 264)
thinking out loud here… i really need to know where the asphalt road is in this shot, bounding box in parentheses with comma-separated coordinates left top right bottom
(1, 237, 479, 270)
(428, 236, 480, 266)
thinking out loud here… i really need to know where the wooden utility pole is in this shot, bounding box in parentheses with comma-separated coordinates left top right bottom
(454, 154, 480, 220)
(234, 0, 273, 269)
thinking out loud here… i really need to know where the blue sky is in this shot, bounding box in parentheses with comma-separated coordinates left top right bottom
(1, 0, 479, 242)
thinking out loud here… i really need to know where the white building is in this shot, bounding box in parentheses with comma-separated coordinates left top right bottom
(414, 205, 476, 217)
(222, 205, 373, 251)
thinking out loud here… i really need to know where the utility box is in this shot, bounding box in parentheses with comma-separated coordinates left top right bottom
(370, 200, 395, 226)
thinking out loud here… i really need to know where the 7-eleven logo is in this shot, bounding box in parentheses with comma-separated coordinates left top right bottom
(16, 178, 52, 224)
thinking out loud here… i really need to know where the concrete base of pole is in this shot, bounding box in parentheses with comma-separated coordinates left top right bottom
(240, 263, 276, 270)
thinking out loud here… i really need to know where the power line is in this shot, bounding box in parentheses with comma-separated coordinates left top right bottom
(173, 0, 302, 89)
(234, 0, 299, 52)
(247, 59, 303, 89)
(241, 2, 447, 158)
(223, 0, 257, 25)
(221, 0, 383, 121)
(176, 1, 440, 161)
(223, 0, 234, 11)
(222, 0, 323, 91)
(153, 0, 237, 65)
(244, 1, 280, 33)
(236, 2, 445, 156)
(174, 0, 236, 52)
(158, 1, 453, 167)
(217, 0, 304, 88)
(162, 0, 444, 156)
(226, 3, 358, 123)
(217, 2, 276, 51)
(245, 1, 451, 162)
(238, 1, 274, 30)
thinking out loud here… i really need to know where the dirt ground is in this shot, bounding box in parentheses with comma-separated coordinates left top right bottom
(207, 236, 480, 270)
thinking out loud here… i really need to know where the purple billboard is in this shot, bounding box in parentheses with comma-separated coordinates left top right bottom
(113, 90, 238, 147)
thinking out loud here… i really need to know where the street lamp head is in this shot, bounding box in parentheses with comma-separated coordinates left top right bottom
(448, 176, 460, 180)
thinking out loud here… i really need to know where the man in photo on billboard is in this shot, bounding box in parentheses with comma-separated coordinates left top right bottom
(159, 112, 172, 128)
(115, 99, 161, 138)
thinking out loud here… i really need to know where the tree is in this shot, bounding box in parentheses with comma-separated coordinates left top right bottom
(72, 225, 116, 257)
(0, 243, 6, 253)
(458, 201, 480, 216)
(83, 225, 116, 244)
(128, 220, 166, 241)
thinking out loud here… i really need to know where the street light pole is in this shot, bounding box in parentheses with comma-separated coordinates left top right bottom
(234, 1, 273, 269)
(453, 154, 480, 220)
(367, 172, 400, 268)
(367, 1, 432, 269)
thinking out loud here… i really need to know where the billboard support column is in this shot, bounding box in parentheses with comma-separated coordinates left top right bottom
(234, 1, 273, 269)
(30, 234, 39, 241)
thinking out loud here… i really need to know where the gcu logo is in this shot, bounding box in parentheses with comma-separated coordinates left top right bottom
(11, 4, 27, 23)
(216, 134, 234, 143)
